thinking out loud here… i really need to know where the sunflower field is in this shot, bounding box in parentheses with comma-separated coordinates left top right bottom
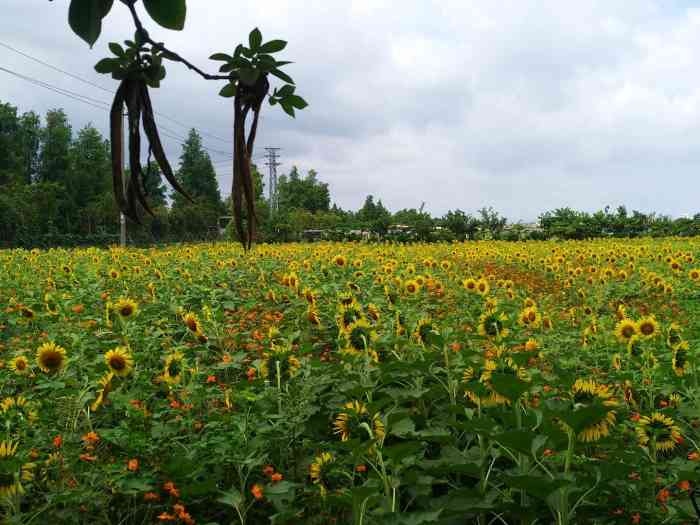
(1, 239, 700, 524)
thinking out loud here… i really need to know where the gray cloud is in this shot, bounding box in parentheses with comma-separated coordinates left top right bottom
(2, 1, 700, 221)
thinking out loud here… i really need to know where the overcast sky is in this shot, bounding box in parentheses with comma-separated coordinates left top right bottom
(2, 1, 700, 220)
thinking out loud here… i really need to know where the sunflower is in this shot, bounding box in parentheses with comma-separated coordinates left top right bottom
(366, 303, 380, 322)
(0, 441, 26, 498)
(690, 268, 700, 282)
(10, 356, 30, 375)
(344, 319, 376, 352)
(108, 268, 120, 279)
(614, 318, 638, 343)
(0, 396, 38, 426)
(332, 255, 347, 267)
(672, 341, 689, 377)
(307, 307, 322, 327)
(309, 452, 334, 496)
(463, 277, 478, 293)
(333, 401, 385, 441)
(163, 352, 186, 385)
(36, 342, 67, 374)
(19, 307, 35, 320)
(413, 318, 438, 347)
(336, 303, 363, 333)
(302, 288, 317, 305)
(636, 413, 682, 453)
(91, 372, 114, 412)
(566, 379, 617, 442)
(476, 278, 490, 296)
(518, 307, 541, 329)
(478, 310, 509, 339)
(262, 346, 302, 382)
(666, 323, 684, 350)
(181, 312, 200, 334)
(113, 297, 138, 319)
(404, 279, 420, 295)
(637, 316, 659, 339)
(105, 347, 133, 377)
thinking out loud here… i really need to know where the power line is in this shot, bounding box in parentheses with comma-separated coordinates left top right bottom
(0, 40, 233, 144)
(0, 64, 234, 158)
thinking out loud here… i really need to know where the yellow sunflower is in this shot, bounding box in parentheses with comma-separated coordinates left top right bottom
(636, 413, 682, 453)
(672, 341, 689, 377)
(0, 441, 27, 498)
(309, 452, 334, 496)
(404, 279, 420, 295)
(307, 307, 322, 327)
(36, 342, 67, 374)
(105, 347, 133, 377)
(113, 297, 138, 319)
(413, 318, 439, 346)
(332, 255, 347, 267)
(478, 310, 510, 339)
(614, 318, 638, 343)
(463, 277, 478, 293)
(0, 396, 38, 425)
(10, 356, 30, 375)
(689, 268, 700, 282)
(566, 379, 617, 443)
(91, 372, 114, 412)
(333, 401, 385, 441)
(476, 278, 490, 296)
(637, 316, 659, 339)
(518, 307, 541, 329)
(163, 352, 186, 385)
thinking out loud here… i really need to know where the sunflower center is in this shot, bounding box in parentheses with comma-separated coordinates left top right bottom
(109, 356, 126, 371)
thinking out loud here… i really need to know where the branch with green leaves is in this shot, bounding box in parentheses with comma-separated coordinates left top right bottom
(59, 0, 307, 248)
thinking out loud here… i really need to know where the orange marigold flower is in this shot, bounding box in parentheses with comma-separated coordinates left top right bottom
(79, 453, 97, 462)
(157, 513, 176, 522)
(543, 449, 556, 457)
(355, 464, 367, 473)
(262, 465, 275, 477)
(631, 513, 641, 524)
(251, 483, 264, 500)
(247, 367, 256, 382)
(53, 435, 63, 448)
(656, 488, 670, 504)
(206, 375, 217, 384)
(677, 480, 691, 492)
(163, 481, 180, 498)
(71, 304, 84, 314)
(271, 472, 283, 483)
(144, 492, 160, 502)
(688, 451, 700, 461)
(127, 458, 139, 472)
(82, 431, 100, 445)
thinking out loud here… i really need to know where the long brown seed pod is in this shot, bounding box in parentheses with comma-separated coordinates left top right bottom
(110, 79, 135, 221)
(139, 82, 193, 203)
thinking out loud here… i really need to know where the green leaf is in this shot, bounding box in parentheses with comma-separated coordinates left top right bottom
(68, 0, 114, 48)
(259, 40, 287, 53)
(558, 405, 611, 434)
(249, 28, 263, 50)
(276, 84, 295, 98)
(218, 83, 236, 98)
(108, 42, 125, 57)
(280, 101, 295, 118)
(490, 373, 530, 401)
(503, 475, 571, 501)
(390, 417, 415, 437)
(493, 429, 543, 457)
(270, 68, 295, 85)
(239, 68, 260, 86)
(94, 58, 120, 74)
(375, 510, 443, 525)
(142, 0, 186, 31)
(217, 488, 243, 508)
(209, 53, 232, 62)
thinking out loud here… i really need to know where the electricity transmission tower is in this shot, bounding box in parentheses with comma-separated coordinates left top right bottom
(264, 147, 281, 215)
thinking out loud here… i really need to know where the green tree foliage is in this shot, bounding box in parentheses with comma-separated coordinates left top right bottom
(442, 209, 479, 239)
(172, 129, 222, 209)
(38, 109, 72, 185)
(277, 167, 330, 213)
(0, 101, 23, 185)
(357, 195, 391, 234)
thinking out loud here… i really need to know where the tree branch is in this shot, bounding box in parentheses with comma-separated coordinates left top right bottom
(121, 0, 232, 81)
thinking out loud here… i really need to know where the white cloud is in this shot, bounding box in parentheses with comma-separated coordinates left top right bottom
(2, 0, 700, 220)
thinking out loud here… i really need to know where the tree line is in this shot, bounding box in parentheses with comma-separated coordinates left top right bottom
(2, 99, 698, 247)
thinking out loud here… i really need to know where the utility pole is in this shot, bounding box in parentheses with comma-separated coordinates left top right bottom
(120, 111, 127, 247)
(264, 147, 281, 216)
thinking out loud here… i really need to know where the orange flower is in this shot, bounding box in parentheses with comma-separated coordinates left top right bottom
(656, 488, 670, 504)
(79, 453, 97, 462)
(71, 304, 84, 314)
(271, 472, 283, 483)
(677, 480, 691, 492)
(355, 464, 367, 473)
(144, 492, 160, 502)
(246, 367, 257, 382)
(206, 375, 217, 384)
(688, 451, 700, 461)
(251, 483, 264, 500)
(127, 458, 139, 472)
(262, 465, 275, 477)
(543, 449, 556, 457)
(631, 513, 641, 524)
(163, 481, 180, 498)
(53, 435, 63, 448)
(630, 412, 641, 422)
(82, 431, 100, 445)
(157, 513, 176, 522)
